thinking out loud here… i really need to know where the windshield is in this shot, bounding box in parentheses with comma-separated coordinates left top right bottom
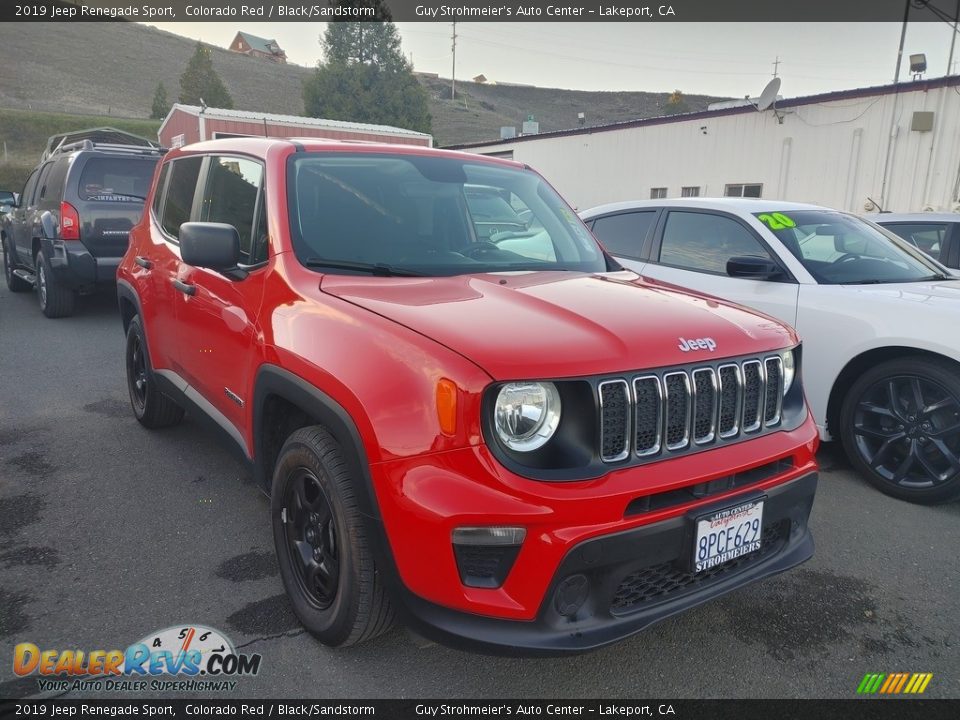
(287, 153, 606, 276)
(754, 210, 945, 284)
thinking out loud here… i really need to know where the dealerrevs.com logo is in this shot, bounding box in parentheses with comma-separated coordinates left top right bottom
(13, 625, 261, 693)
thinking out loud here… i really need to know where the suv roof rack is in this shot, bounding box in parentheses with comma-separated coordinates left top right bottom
(42, 127, 164, 162)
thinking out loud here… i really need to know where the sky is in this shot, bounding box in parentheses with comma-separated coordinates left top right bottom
(147, 21, 960, 99)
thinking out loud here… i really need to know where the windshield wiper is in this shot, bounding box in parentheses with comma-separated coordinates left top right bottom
(917, 273, 954, 281)
(302, 257, 425, 277)
(844, 274, 952, 285)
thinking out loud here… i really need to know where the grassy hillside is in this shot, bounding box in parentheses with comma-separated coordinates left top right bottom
(0, 22, 726, 151)
(0, 108, 160, 192)
(420, 76, 722, 142)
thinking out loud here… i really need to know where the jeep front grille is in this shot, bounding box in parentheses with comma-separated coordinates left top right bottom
(598, 354, 787, 463)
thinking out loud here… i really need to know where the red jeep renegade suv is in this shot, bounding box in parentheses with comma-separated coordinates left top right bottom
(118, 138, 819, 653)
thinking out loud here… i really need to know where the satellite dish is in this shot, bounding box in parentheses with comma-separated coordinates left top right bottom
(756, 77, 781, 111)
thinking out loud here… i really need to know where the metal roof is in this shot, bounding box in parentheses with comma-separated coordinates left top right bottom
(165, 104, 431, 139)
(450, 75, 960, 150)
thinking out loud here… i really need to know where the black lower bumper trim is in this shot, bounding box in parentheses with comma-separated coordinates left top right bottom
(396, 472, 817, 655)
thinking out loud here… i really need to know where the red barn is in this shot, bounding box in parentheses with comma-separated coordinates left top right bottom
(158, 104, 433, 149)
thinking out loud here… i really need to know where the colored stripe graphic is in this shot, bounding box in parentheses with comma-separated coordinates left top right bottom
(857, 673, 932, 694)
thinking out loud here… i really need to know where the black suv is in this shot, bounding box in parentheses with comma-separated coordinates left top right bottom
(2, 129, 163, 317)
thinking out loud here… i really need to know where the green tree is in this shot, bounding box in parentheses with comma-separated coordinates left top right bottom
(150, 81, 170, 120)
(664, 89, 689, 116)
(303, 17, 431, 134)
(179, 42, 233, 109)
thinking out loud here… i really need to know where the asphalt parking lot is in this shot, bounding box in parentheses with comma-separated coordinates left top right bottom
(1, 281, 958, 700)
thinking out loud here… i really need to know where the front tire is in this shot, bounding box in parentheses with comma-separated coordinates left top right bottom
(125, 315, 184, 429)
(36, 248, 75, 318)
(841, 356, 960, 504)
(271, 426, 395, 647)
(3, 237, 31, 292)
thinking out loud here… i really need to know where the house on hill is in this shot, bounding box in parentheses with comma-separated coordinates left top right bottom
(229, 31, 287, 63)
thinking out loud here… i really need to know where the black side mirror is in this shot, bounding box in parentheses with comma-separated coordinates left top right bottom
(727, 255, 783, 280)
(179, 222, 246, 279)
(40, 210, 57, 240)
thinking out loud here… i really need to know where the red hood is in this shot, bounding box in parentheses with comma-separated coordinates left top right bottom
(320, 270, 796, 380)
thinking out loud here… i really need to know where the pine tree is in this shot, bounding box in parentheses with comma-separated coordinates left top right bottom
(179, 42, 233, 109)
(664, 89, 689, 115)
(303, 18, 431, 134)
(150, 82, 170, 120)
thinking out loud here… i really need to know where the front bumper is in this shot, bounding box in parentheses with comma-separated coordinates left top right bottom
(371, 415, 819, 653)
(41, 237, 120, 287)
(398, 471, 816, 654)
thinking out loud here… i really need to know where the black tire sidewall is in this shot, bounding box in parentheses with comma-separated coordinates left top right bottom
(841, 357, 960, 504)
(125, 317, 149, 420)
(36, 249, 73, 317)
(37, 250, 49, 312)
(271, 435, 361, 646)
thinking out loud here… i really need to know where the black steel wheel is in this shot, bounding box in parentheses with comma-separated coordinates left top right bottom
(841, 356, 960, 504)
(271, 426, 395, 647)
(124, 315, 184, 428)
(283, 469, 340, 610)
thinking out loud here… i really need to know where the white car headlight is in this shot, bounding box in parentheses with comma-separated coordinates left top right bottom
(494, 382, 562, 452)
(781, 349, 796, 395)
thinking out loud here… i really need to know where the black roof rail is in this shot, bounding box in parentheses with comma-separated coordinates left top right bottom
(42, 127, 161, 162)
(51, 140, 167, 158)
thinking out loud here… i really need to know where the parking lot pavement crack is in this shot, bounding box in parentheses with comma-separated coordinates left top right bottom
(233, 628, 305, 650)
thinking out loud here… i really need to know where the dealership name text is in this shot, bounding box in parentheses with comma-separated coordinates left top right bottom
(415, 5, 675, 17)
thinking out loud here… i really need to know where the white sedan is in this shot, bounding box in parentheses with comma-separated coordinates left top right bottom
(582, 198, 960, 504)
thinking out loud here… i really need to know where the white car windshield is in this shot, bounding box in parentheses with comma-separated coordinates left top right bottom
(754, 210, 948, 284)
(287, 153, 607, 277)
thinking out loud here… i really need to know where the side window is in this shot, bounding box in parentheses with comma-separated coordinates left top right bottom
(152, 163, 170, 220)
(591, 211, 657, 258)
(39, 161, 68, 209)
(881, 223, 947, 260)
(33, 163, 54, 205)
(161, 156, 203, 240)
(20, 169, 40, 208)
(658, 211, 775, 275)
(198, 156, 263, 264)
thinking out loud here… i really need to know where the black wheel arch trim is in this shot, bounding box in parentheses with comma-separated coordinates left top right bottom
(116, 279, 142, 333)
(251, 365, 421, 626)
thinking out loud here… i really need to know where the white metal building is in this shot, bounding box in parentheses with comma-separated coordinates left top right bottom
(451, 76, 960, 214)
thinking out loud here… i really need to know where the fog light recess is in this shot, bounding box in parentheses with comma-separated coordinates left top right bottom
(451, 527, 526, 589)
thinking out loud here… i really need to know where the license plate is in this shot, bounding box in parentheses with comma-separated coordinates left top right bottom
(693, 499, 764, 573)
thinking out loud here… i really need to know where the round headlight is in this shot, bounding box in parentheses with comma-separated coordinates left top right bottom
(781, 349, 796, 395)
(494, 382, 562, 452)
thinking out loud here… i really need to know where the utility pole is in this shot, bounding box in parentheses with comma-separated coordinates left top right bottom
(948, 0, 960, 75)
(881, 0, 912, 208)
(892, 0, 910, 84)
(772, 56, 781, 78)
(451, 22, 457, 100)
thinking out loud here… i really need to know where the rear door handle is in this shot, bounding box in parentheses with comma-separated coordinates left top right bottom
(172, 279, 195, 296)
(134, 256, 152, 269)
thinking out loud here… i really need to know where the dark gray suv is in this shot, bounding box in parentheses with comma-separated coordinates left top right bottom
(1, 130, 163, 317)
